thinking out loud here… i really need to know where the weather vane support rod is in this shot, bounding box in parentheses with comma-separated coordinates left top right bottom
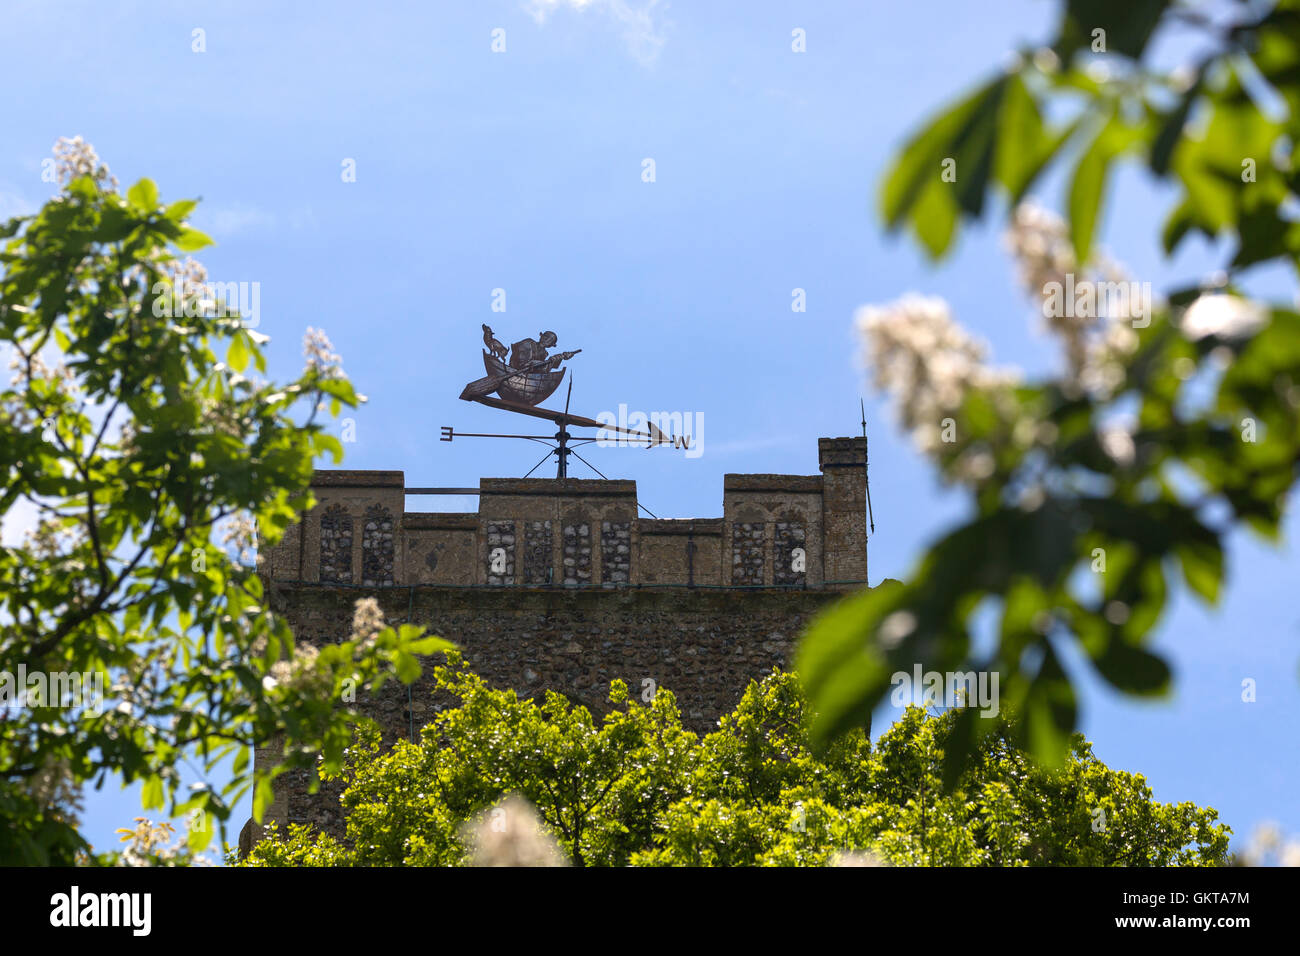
(861, 398, 875, 536)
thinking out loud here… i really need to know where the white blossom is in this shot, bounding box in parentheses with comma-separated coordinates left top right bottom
(52, 136, 119, 192)
(1181, 294, 1268, 341)
(220, 512, 257, 565)
(156, 256, 218, 317)
(1005, 202, 1075, 300)
(23, 517, 86, 561)
(1098, 423, 1136, 466)
(877, 610, 917, 649)
(1236, 820, 1298, 867)
(196, 392, 245, 439)
(117, 419, 141, 457)
(1004, 201, 1145, 400)
(262, 643, 325, 695)
(831, 850, 888, 866)
(1252, 821, 1282, 852)
(1031, 47, 1060, 74)
(175, 257, 210, 300)
(463, 795, 568, 867)
(856, 294, 1019, 461)
(351, 596, 385, 647)
(8, 350, 76, 394)
(303, 327, 342, 377)
(953, 447, 996, 482)
(115, 817, 213, 867)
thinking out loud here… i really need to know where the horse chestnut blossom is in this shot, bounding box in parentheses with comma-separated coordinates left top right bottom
(303, 326, 342, 377)
(463, 795, 568, 867)
(855, 293, 1019, 462)
(1180, 293, 1268, 341)
(175, 256, 212, 301)
(1098, 423, 1136, 466)
(1004, 202, 1141, 400)
(856, 203, 1157, 487)
(350, 596, 385, 649)
(220, 513, 257, 566)
(1004, 202, 1074, 298)
(52, 135, 119, 191)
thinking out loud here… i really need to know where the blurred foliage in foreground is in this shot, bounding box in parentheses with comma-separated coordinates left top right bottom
(799, 0, 1300, 776)
(0, 140, 449, 864)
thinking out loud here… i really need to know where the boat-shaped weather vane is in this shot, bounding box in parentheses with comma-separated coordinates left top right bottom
(443, 325, 688, 487)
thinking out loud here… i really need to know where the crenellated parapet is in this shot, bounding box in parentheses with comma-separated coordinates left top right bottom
(260, 438, 867, 592)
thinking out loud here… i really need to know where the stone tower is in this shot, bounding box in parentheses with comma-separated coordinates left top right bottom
(253, 436, 869, 837)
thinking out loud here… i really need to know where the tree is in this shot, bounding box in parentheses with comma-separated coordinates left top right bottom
(0, 140, 450, 864)
(798, 0, 1300, 776)
(241, 657, 1230, 867)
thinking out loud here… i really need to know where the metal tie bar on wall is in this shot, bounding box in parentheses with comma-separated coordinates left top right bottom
(403, 486, 657, 518)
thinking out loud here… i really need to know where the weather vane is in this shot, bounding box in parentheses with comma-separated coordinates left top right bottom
(443, 324, 686, 484)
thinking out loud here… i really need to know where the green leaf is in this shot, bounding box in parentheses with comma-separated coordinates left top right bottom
(174, 226, 213, 252)
(141, 775, 164, 810)
(1068, 118, 1117, 262)
(187, 813, 214, 852)
(879, 76, 1007, 259)
(394, 651, 421, 684)
(911, 178, 960, 258)
(228, 332, 249, 373)
(1175, 536, 1223, 605)
(314, 433, 345, 464)
(126, 178, 160, 214)
(1150, 70, 1204, 176)
(1161, 198, 1203, 254)
(164, 199, 198, 222)
(1090, 638, 1172, 696)
(408, 636, 455, 655)
(1233, 201, 1300, 271)
(1000, 576, 1049, 643)
(993, 74, 1075, 203)
(1055, 0, 1170, 60)
(1253, 8, 1300, 118)
(1022, 643, 1077, 768)
(797, 581, 904, 751)
(253, 775, 275, 824)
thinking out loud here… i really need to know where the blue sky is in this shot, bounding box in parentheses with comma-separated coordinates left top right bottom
(2, 0, 1296, 859)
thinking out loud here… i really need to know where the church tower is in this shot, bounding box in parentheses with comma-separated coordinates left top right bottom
(253, 436, 869, 837)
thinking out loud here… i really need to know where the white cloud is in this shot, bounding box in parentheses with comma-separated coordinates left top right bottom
(0, 184, 38, 221)
(526, 0, 669, 64)
(202, 202, 276, 237)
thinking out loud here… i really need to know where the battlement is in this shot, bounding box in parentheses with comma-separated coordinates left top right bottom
(261, 437, 868, 592)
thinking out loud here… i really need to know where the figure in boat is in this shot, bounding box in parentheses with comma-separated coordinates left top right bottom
(508, 331, 577, 373)
(461, 326, 581, 406)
